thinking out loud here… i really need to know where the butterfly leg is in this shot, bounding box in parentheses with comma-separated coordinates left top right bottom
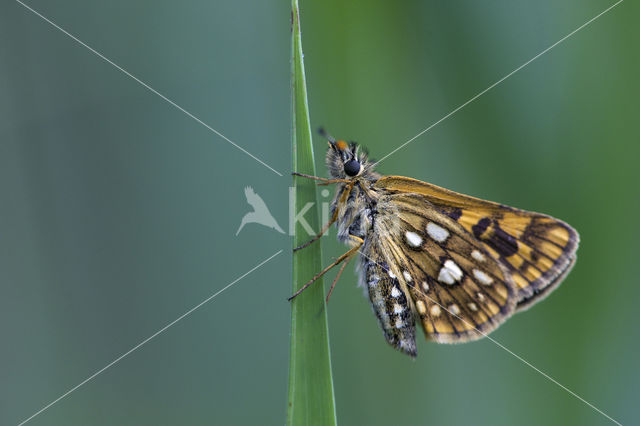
(326, 254, 353, 304)
(292, 172, 350, 185)
(288, 237, 364, 301)
(293, 215, 337, 252)
(316, 180, 351, 186)
(293, 181, 355, 252)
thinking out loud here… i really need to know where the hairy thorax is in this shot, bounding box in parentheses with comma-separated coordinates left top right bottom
(331, 178, 389, 248)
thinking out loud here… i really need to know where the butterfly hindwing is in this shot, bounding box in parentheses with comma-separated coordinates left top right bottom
(374, 176, 579, 311)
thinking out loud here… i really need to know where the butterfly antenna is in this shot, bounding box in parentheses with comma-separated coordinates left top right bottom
(318, 127, 336, 143)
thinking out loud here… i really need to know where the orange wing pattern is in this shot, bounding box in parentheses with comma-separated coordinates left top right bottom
(374, 176, 579, 311)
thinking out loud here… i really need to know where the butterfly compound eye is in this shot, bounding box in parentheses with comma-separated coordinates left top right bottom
(344, 159, 361, 176)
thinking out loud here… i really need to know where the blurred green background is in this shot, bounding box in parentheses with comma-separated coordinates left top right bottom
(1, 0, 638, 425)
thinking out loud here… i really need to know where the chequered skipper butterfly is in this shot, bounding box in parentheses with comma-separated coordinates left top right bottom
(290, 129, 579, 357)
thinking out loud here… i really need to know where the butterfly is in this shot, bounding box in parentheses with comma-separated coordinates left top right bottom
(290, 129, 579, 357)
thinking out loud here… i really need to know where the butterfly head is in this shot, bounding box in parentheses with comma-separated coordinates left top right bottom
(320, 128, 375, 179)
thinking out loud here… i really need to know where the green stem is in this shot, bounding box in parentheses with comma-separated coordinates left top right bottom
(287, 1, 337, 425)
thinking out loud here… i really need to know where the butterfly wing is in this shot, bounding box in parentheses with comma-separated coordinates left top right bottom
(374, 176, 579, 312)
(363, 191, 518, 346)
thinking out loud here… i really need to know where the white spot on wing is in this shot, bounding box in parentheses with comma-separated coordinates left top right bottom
(403, 271, 412, 282)
(405, 231, 423, 247)
(416, 300, 426, 314)
(471, 250, 485, 262)
(473, 269, 494, 285)
(448, 304, 460, 315)
(430, 305, 441, 316)
(393, 303, 405, 314)
(395, 318, 405, 328)
(477, 292, 486, 302)
(391, 286, 402, 298)
(427, 222, 449, 242)
(438, 260, 463, 284)
(422, 281, 429, 292)
(468, 302, 478, 311)
(388, 270, 396, 279)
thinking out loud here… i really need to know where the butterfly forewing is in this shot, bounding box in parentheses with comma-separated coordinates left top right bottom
(374, 176, 579, 311)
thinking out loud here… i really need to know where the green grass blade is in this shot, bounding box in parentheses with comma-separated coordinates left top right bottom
(287, 1, 337, 425)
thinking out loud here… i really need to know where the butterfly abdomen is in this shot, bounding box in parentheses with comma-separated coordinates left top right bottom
(362, 259, 417, 357)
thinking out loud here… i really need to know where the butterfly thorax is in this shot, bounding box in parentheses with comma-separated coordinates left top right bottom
(326, 139, 382, 244)
(332, 180, 378, 244)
